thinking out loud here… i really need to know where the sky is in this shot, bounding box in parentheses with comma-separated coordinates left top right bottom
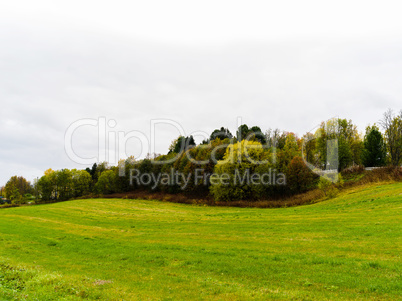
(1, 0, 402, 185)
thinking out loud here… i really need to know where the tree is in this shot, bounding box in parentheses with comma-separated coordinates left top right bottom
(41, 169, 57, 200)
(36, 169, 74, 201)
(4, 176, 32, 201)
(266, 128, 287, 148)
(37, 174, 53, 201)
(337, 118, 362, 168)
(249, 126, 267, 144)
(115, 157, 136, 192)
(95, 162, 108, 180)
(168, 136, 196, 154)
(302, 132, 320, 167)
(170, 137, 231, 194)
(86, 163, 98, 181)
(237, 124, 266, 144)
(380, 109, 402, 166)
(210, 127, 233, 141)
(210, 140, 271, 201)
(274, 132, 301, 175)
(95, 170, 117, 194)
(55, 169, 72, 200)
(315, 118, 362, 171)
(71, 169, 92, 197)
(338, 137, 353, 171)
(236, 124, 249, 141)
(361, 125, 386, 167)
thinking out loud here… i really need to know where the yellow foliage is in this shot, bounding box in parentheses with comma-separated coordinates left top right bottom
(44, 168, 54, 176)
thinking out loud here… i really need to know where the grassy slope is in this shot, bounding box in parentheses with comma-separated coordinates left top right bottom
(0, 183, 401, 300)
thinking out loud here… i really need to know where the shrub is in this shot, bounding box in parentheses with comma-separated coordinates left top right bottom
(341, 165, 365, 175)
(336, 173, 344, 188)
(318, 176, 332, 196)
(326, 186, 339, 199)
(318, 174, 342, 199)
(287, 156, 318, 194)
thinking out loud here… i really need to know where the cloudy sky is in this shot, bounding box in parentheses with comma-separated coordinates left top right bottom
(1, 0, 402, 185)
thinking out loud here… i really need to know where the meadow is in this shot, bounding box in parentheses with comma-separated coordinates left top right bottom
(0, 182, 401, 300)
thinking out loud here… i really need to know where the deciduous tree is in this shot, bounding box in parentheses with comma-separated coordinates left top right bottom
(380, 109, 402, 166)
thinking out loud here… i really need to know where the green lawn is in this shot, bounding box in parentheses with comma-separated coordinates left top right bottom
(0, 183, 401, 300)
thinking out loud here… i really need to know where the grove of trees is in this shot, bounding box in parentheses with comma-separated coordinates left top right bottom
(2, 109, 401, 204)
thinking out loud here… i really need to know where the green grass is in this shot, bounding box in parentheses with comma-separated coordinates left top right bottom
(0, 183, 401, 300)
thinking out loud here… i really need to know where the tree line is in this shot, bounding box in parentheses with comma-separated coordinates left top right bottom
(1, 109, 401, 204)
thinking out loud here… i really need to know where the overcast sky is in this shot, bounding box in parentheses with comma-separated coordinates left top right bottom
(1, 1, 402, 185)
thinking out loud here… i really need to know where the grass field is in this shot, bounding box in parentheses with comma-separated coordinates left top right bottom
(0, 183, 401, 300)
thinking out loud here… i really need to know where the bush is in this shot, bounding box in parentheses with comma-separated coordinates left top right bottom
(287, 156, 318, 194)
(336, 173, 344, 188)
(326, 186, 339, 199)
(341, 165, 365, 175)
(318, 174, 342, 199)
(318, 176, 332, 196)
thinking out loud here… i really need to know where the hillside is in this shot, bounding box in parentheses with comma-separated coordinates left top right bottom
(0, 182, 401, 300)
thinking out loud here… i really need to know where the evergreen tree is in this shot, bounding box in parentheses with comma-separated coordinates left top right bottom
(361, 125, 386, 167)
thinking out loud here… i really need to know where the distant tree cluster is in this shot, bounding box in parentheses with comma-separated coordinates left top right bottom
(36, 168, 92, 201)
(2, 176, 33, 203)
(3, 109, 401, 203)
